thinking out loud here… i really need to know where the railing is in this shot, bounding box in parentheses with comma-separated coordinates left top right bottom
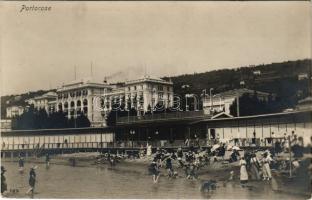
(117, 110, 206, 124)
(1, 138, 277, 152)
(1, 142, 114, 151)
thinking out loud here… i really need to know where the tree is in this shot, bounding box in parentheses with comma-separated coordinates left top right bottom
(106, 111, 118, 126)
(11, 106, 91, 130)
(48, 111, 68, 128)
(76, 113, 91, 128)
(229, 93, 282, 117)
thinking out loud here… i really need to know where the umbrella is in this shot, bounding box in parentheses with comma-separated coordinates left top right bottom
(219, 139, 228, 143)
(211, 144, 220, 151)
(232, 146, 240, 151)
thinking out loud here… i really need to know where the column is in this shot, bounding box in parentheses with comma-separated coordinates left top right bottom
(88, 96, 92, 122)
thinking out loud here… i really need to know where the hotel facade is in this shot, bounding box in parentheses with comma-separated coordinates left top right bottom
(14, 77, 174, 127)
(102, 77, 174, 116)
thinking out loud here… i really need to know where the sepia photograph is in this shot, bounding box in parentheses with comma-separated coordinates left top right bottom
(1, 1, 311, 199)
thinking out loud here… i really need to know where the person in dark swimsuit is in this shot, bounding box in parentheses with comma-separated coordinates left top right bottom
(149, 159, 160, 183)
(27, 166, 37, 195)
(165, 156, 174, 178)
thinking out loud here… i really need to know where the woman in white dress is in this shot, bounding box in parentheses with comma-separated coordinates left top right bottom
(250, 153, 261, 180)
(261, 152, 272, 180)
(240, 157, 248, 184)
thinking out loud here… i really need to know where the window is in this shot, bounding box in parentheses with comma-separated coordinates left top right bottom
(70, 92, 75, 97)
(64, 102, 69, 113)
(134, 86, 137, 90)
(70, 101, 75, 109)
(158, 85, 163, 91)
(77, 100, 81, 107)
(83, 99, 88, 107)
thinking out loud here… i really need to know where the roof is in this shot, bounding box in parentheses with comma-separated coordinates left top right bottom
(211, 112, 233, 119)
(125, 76, 173, 86)
(298, 96, 312, 104)
(57, 79, 110, 92)
(191, 108, 312, 125)
(220, 88, 271, 97)
(33, 92, 57, 100)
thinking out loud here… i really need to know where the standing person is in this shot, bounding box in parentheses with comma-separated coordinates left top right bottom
(27, 166, 37, 195)
(18, 155, 25, 172)
(177, 147, 184, 167)
(155, 148, 163, 167)
(229, 149, 240, 163)
(184, 138, 189, 147)
(250, 153, 261, 180)
(239, 157, 248, 184)
(244, 150, 252, 170)
(275, 140, 282, 155)
(195, 134, 200, 147)
(165, 155, 174, 178)
(139, 144, 145, 158)
(187, 162, 197, 180)
(146, 144, 152, 157)
(45, 153, 50, 168)
(149, 159, 160, 184)
(218, 143, 226, 160)
(1, 166, 7, 194)
(261, 153, 272, 180)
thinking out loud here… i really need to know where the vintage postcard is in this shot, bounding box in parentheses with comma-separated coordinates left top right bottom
(1, 1, 311, 199)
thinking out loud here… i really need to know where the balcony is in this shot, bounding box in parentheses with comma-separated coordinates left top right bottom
(116, 110, 207, 125)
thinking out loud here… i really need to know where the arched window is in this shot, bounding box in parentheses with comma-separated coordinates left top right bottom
(77, 91, 81, 97)
(83, 99, 88, 106)
(64, 102, 69, 110)
(83, 99, 88, 113)
(70, 92, 75, 98)
(70, 101, 75, 109)
(77, 100, 81, 107)
(82, 90, 88, 96)
(100, 99, 104, 108)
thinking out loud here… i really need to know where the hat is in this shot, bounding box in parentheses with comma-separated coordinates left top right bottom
(31, 165, 38, 170)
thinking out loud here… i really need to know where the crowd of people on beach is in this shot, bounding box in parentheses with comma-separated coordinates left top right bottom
(144, 130, 308, 185)
(1, 130, 309, 196)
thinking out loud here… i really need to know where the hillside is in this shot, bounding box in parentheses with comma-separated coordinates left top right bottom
(1, 90, 54, 118)
(164, 59, 311, 110)
(1, 59, 311, 119)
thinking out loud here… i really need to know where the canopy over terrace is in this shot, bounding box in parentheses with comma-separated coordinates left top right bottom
(114, 111, 214, 146)
(114, 109, 312, 147)
(189, 109, 312, 146)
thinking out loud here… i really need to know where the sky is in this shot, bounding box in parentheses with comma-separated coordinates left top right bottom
(1, 1, 311, 96)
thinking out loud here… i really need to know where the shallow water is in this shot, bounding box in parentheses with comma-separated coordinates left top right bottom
(2, 161, 310, 199)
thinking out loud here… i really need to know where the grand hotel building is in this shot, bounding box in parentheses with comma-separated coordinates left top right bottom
(22, 77, 174, 127)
